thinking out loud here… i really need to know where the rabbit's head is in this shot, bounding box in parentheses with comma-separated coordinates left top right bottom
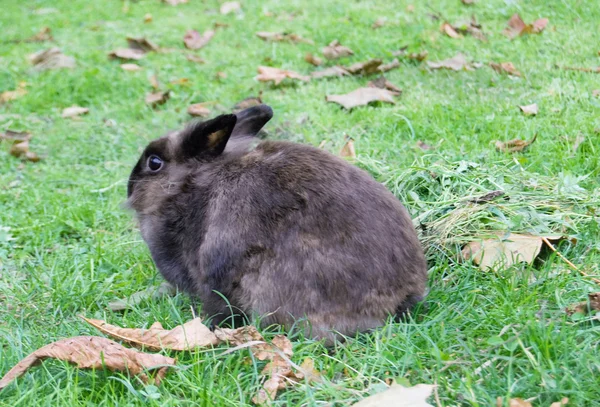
(127, 104, 273, 215)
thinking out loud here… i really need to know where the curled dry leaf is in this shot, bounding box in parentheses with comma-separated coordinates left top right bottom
(9, 140, 40, 162)
(327, 87, 398, 110)
(109, 48, 145, 61)
(427, 53, 472, 71)
(322, 40, 354, 60)
(149, 74, 160, 89)
(372, 18, 386, 29)
(304, 53, 323, 66)
(256, 32, 313, 44)
(368, 76, 402, 94)
(184, 29, 215, 50)
(340, 136, 356, 159)
(461, 232, 569, 271)
(62, 106, 89, 118)
(126, 37, 159, 53)
(255, 66, 310, 85)
(441, 22, 461, 38)
(311, 66, 349, 79)
(108, 282, 176, 311)
(566, 293, 600, 317)
(379, 58, 400, 73)
(407, 50, 428, 62)
(468, 190, 506, 204)
(220, 1, 241, 14)
(121, 63, 142, 71)
(0, 130, 31, 143)
(145, 91, 170, 107)
(490, 62, 521, 77)
(351, 384, 435, 407)
(503, 14, 549, 39)
(29, 47, 75, 70)
(494, 134, 537, 153)
(188, 103, 211, 117)
(233, 96, 263, 113)
(0, 336, 175, 390)
(0, 83, 27, 104)
(549, 398, 569, 407)
(144, 13, 153, 23)
(25, 27, 53, 42)
(345, 59, 383, 75)
(519, 103, 538, 116)
(452, 17, 487, 41)
(496, 398, 533, 407)
(81, 316, 220, 351)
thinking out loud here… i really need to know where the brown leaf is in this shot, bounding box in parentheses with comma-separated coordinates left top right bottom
(503, 14, 548, 39)
(186, 54, 206, 64)
(372, 18, 386, 29)
(416, 140, 433, 151)
(0, 336, 175, 390)
(327, 87, 398, 110)
(461, 0, 475, 4)
(214, 325, 273, 360)
(109, 48, 145, 61)
(441, 22, 461, 38)
(216, 71, 227, 79)
(462, 232, 567, 270)
(220, 1, 241, 14)
(593, 90, 600, 97)
(566, 293, 600, 316)
(183, 29, 215, 50)
(170, 78, 190, 86)
(407, 50, 428, 62)
(25, 27, 53, 42)
(0, 130, 31, 143)
(304, 53, 323, 66)
(126, 37, 159, 53)
(452, 17, 487, 41)
(107, 282, 176, 311)
(531, 18, 549, 34)
(490, 62, 522, 77)
(149, 75, 160, 89)
(121, 63, 143, 71)
(188, 103, 211, 117)
(0, 83, 27, 104)
(351, 384, 435, 406)
(345, 59, 383, 75)
(256, 32, 313, 44)
(144, 13, 153, 23)
(368, 76, 402, 94)
(255, 66, 310, 85)
(427, 53, 470, 71)
(29, 47, 76, 70)
(62, 106, 89, 118)
(322, 40, 354, 60)
(379, 58, 400, 73)
(496, 398, 533, 407)
(233, 96, 263, 112)
(81, 317, 219, 351)
(145, 91, 170, 107)
(162, 0, 188, 5)
(519, 103, 538, 116)
(311, 66, 350, 79)
(9, 140, 41, 162)
(340, 136, 356, 158)
(494, 134, 537, 153)
(549, 398, 569, 407)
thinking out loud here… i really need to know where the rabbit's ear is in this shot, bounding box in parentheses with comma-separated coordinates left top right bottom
(231, 104, 273, 138)
(181, 114, 237, 158)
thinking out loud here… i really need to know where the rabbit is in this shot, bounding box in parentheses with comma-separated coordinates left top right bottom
(127, 104, 427, 342)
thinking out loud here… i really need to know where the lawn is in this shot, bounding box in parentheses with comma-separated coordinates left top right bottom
(1, 0, 599, 405)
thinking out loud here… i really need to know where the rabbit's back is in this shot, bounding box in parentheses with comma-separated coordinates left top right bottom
(195, 140, 427, 339)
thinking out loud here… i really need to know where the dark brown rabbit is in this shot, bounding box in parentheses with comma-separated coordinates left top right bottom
(127, 105, 427, 342)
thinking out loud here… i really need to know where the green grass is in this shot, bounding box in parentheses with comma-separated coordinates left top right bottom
(1, 0, 599, 405)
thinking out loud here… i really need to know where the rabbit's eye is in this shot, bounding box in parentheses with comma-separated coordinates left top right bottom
(147, 155, 164, 172)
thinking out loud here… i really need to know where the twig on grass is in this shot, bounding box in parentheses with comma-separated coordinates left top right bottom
(541, 236, 600, 285)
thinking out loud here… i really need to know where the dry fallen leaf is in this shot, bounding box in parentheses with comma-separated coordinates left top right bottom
(126, 37, 159, 53)
(162, 0, 188, 5)
(462, 232, 568, 270)
(108, 282, 176, 311)
(322, 40, 354, 60)
(233, 96, 263, 113)
(256, 32, 313, 44)
(549, 398, 569, 407)
(351, 384, 435, 407)
(144, 13, 153, 23)
(255, 66, 310, 85)
(0, 130, 31, 143)
(186, 54, 206, 64)
(441, 22, 461, 38)
(188, 103, 211, 117)
(81, 317, 220, 351)
(503, 14, 549, 39)
(220, 1, 241, 14)
(490, 62, 522, 77)
(184, 29, 215, 50)
(327, 87, 398, 110)
(121, 63, 142, 71)
(311, 66, 350, 79)
(345, 59, 383, 75)
(372, 18, 386, 29)
(0, 83, 27, 104)
(519, 103, 538, 116)
(145, 91, 170, 107)
(25, 27, 53, 42)
(379, 59, 400, 73)
(496, 398, 533, 407)
(416, 140, 433, 151)
(368, 76, 402, 93)
(494, 134, 537, 153)
(451, 17, 487, 41)
(304, 53, 323, 66)
(566, 293, 600, 317)
(462, 0, 475, 4)
(340, 136, 356, 158)
(9, 140, 40, 162)
(109, 48, 145, 61)
(0, 336, 175, 390)
(427, 53, 471, 71)
(62, 106, 89, 118)
(149, 74, 160, 89)
(407, 50, 428, 62)
(29, 47, 75, 70)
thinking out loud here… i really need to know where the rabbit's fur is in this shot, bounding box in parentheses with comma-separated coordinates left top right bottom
(127, 105, 427, 342)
